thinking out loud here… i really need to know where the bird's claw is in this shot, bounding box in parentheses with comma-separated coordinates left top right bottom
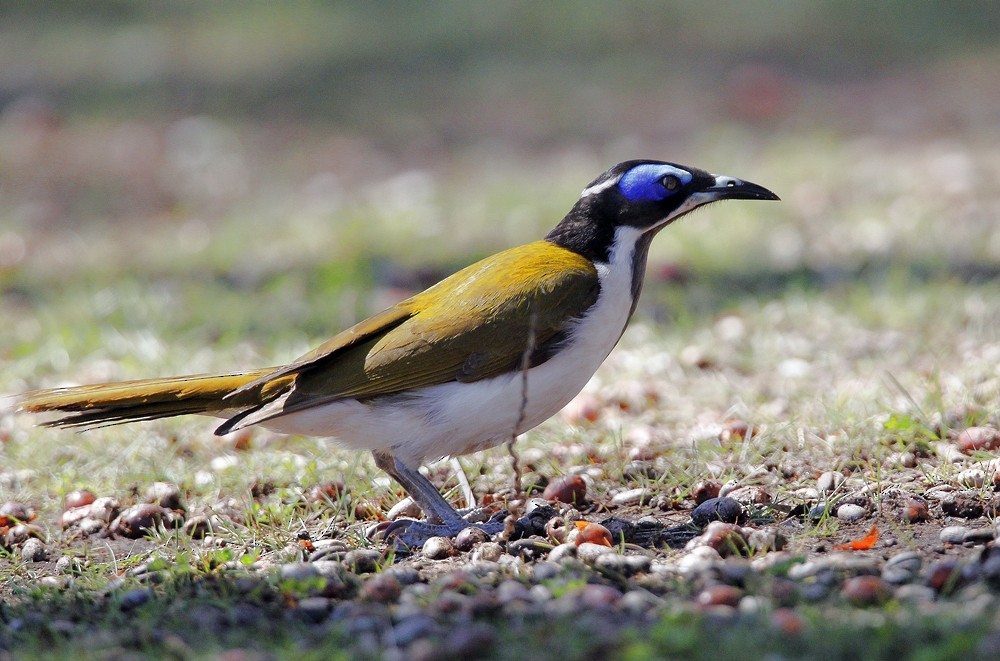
(382, 510, 507, 550)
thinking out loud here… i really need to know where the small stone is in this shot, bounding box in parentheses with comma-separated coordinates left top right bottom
(119, 588, 152, 611)
(112, 504, 167, 538)
(841, 576, 891, 606)
(78, 517, 107, 536)
(64, 489, 96, 510)
(941, 494, 983, 519)
(561, 393, 601, 425)
(20, 538, 48, 562)
(836, 504, 866, 522)
(341, 549, 383, 574)
(690, 497, 743, 527)
(963, 528, 996, 545)
(4, 523, 45, 547)
(455, 526, 489, 552)
(576, 542, 615, 563)
(304, 481, 345, 503)
(146, 482, 183, 510)
(0, 501, 31, 524)
(543, 517, 569, 544)
(567, 522, 613, 547)
(422, 536, 455, 560)
(956, 427, 1000, 453)
(902, 498, 929, 523)
(472, 542, 502, 562)
(547, 543, 577, 563)
(817, 471, 845, 494)
(611, 487, 653, 507)
(692, 521, 749, 558)
(295, 597, 331, 623)
(957, 469, 986, 489)
(692, 479, 722, 504)
(386, 497, 423, 520)
(279, 562, 318, 581)
(725, 486, 772, 505)
(56, 556, 84, 574)
(882, 552, 922, 584)
(720, 420, 751, 442)
(358, 573, 402, 603)
(697, 584, 743, 608)
(771, 607, 805, 635)
(747, 528, 787, 553)
(925, 559, 963, 594)
(87, 497, 121, 523)
(541, 475, 587, 505)
(182, 515, 215, 539)
(442, 621, 496, 658)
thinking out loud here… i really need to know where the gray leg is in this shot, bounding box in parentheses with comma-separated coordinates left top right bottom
(373, 451, 506, 548)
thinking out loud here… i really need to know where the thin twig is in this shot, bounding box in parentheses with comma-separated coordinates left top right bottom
(507, 300, 538, 497)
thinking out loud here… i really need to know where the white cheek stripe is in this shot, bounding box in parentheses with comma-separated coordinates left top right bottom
(581, 175, 622, 198)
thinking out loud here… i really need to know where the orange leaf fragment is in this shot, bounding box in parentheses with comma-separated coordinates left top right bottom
(832, 524, 879, 551)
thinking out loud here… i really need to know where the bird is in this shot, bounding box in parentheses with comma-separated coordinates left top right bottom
(16, 159, 778, 547)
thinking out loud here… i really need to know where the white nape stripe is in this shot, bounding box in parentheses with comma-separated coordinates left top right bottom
(580, 175, 622, 198)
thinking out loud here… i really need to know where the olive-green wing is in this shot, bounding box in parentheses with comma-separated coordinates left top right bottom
(230, 241, 599, 422)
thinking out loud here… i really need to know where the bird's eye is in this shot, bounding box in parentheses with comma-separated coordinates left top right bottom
(662, 175, 680, 191)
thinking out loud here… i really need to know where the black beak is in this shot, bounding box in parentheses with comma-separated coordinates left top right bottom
(705, 175, 780, 201)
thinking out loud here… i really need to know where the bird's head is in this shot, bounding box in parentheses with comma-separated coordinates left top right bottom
(547, 160, 779, 262)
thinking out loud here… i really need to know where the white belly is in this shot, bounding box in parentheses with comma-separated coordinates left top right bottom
(265, 228, 641, 467)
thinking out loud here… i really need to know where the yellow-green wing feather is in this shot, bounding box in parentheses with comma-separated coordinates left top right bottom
(244, 241, 599, 415)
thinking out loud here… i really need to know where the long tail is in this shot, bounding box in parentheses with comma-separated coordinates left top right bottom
(16, 368, 291, 431)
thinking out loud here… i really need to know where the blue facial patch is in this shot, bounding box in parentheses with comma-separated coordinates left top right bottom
(618, 164, 693, 202)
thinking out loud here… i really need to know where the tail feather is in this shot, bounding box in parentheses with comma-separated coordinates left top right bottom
(17, 368, 289, 431)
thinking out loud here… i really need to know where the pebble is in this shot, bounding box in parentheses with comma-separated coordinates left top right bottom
(747, 528, 786, 553)
(817, 471, 845, 494)
(901, 498, 929, 523)
(611, 487, 653, 507)
(576, 542, 615, 563)
(696, 584, 743, 608)
(422, 536, 455, 560)
(112, 504, 168, 538)
(146, 482, 184, 510)
(64, 489, 96, 510)
(955, 426, 1000, 453)
(547, 543, 577, 563)
(455, 526, 489, 552)
(836, 504, 866, 522)
(541, 475, 587, 504)
(593, 553, 652, 576)
(0, 501, 31, 522)
(690, 497, 743, 527)
(19, 538, 47, 562)
(957, 468, 986, 489)
(690, 522, 749, 558)
(472, 542, 503, 562)
(962, 528, 996, 545)
(941, 492, 984, 519)
(567, 522, 613, 547)
(882, 552, 922, 584)
(925, 559, 963, 594)
(841, 575, 891, 606)
(295, 597, 332, 624)
(55, 556, 84, 575)
(4, 523, 45, 547)
(342, 548, 383, 574)
(692, 479, 722, 504)
(386, 497, 422, 521)
(940, 526, 971, 544)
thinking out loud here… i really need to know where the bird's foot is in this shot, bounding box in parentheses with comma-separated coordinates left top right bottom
(382, 509, 508, 550)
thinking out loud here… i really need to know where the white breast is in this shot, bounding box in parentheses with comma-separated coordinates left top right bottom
(266, 227, 644, 467)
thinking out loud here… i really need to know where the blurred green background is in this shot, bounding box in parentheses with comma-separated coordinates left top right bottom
(2, 1, 1000, 378)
